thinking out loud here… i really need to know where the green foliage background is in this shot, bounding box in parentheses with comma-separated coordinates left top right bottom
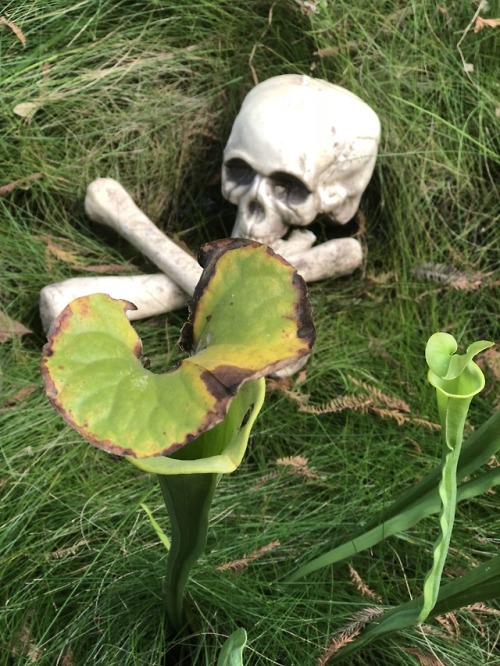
(1, 1, 498, 664)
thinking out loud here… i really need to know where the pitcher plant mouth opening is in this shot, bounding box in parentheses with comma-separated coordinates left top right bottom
(41, 239, 316, 633)
(41, 239, 315, 461)
(426, 332, 492, 400)
(429, 368, 485, 400)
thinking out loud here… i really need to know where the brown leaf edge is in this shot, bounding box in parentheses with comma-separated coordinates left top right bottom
(41, 299, 143, 457)
(179, 238, 316, 365)
(41, 297, 252, 458)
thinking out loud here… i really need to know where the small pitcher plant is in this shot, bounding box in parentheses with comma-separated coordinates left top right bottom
(289, 332, 497, 661)
(42, 239, 315, 632)
(418, 332, 494, 623)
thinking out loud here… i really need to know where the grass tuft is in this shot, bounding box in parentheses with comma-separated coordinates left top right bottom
(1, 1, 498, 664)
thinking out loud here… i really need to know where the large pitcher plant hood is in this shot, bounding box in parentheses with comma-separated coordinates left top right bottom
(41, 239, 315, 460)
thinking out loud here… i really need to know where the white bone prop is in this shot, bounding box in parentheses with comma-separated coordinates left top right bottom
(287, 237, 362, 283)
(39, 234, 361, 330)
(39, 229, 313, 332)
(40, 181, 362, 330)
(84, 178, 361, 285)
(222, 74, 381, 244)
(85, 178, 203, 295)
(39, 274, 186, 332)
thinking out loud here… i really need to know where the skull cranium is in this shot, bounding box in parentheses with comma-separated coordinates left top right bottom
(222, 74, 381, 244)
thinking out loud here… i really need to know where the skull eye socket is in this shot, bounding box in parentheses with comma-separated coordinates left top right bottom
(270, 172, 310, 206)
(224, 158, 255, 187)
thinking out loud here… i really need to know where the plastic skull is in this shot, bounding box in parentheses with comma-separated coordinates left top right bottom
(222, 74, 381, 244)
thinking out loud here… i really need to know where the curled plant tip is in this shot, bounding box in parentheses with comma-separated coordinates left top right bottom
(426, 332, 493, 400)
(217, 628, 247, 666)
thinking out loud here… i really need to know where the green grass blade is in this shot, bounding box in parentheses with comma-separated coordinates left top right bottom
(390, 95, 499, 159)
(329, 553, 500, 662)
(457, 467, 500, 501)
(140, 503, 171, 552)
(288, 463, 500, 582)
(288, 410, 500, 580)
(429, 555, 500, 614)
(352, 410, 500, 535)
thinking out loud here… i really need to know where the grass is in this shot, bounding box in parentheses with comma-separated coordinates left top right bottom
(1, 0, 499, 664)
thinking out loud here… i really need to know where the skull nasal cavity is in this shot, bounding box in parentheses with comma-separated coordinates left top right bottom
(248, 200, 265, 221)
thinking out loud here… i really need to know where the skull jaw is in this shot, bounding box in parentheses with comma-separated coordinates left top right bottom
(321, 190, 363, 225)
(328, 197, 361, 225)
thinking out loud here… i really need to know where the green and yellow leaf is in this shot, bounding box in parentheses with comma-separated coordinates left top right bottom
(41, 240, 315, 458)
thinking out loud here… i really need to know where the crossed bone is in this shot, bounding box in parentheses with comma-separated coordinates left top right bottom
(40, 178, 363, 332)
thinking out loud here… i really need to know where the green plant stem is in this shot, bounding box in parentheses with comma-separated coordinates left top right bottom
(287, 410, 500, 581)
(417, 431, 460, 622)
(416, 390, 472, 623)
(329, 552, 500, 662)
(361, 409, 500, 528)
(158, 472, 220, 633)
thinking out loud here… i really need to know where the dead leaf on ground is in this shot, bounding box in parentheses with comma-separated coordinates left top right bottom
(0, 172, 43, 196)
(0, 312, 32, 342)
(317, 607, 384, 665)
(435, 611, 460, 639)
(61, 646, 75, 666)
(292, 375, 440, 430)
(313, 46, 340, 57)
(47, 539, 88, 560)
(348, 564, 383, 603)
(10, 618, 44, 663)
(367, 271, 396, 285)
(84, 263, 134, 273)
(37, 235, 134, 274)
(295, 370, 308, 384)
(0, 16, 26, 47)
(353, 209, 366, 238)
(294, 0, 319, 15)
(477, 346, 500, 407)
(40, 236, 84, 270)
(267, 376, 310, 406)
(477, 346, 500, 381)
(216, 540, 280, 574)
(413, 262, 498, 291)
(474, 17, 500, 32)
(465, 602, 500, 616)
(277, 455, 324, 480)
(403, 647, 445, 666)
(13, 101, 42, 121)
(5, 386, 38, 405)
